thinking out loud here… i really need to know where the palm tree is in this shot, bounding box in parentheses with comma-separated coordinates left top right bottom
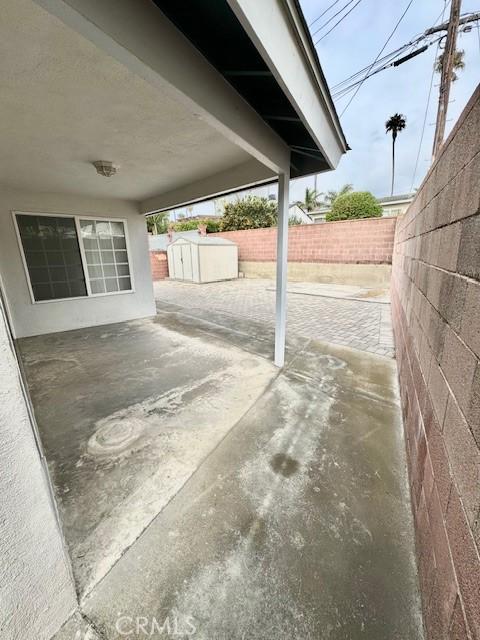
(320, 183, 353, 206)
(385, 113, 406, 196)
(295, 187, 322, 212)
(435, 49, 465, 82)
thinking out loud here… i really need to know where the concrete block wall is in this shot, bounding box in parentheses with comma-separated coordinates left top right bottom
(391, 85, 480, 640)
(150, 250, 168, 281)
(211, 216, 396, 264)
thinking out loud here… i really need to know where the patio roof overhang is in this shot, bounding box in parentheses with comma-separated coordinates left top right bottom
(28, 0, 347, 213)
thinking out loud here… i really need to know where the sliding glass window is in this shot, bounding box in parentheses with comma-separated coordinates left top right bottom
(16, 214, 87, 301)
(15, 213, 133, 303)
(79, 220, 131, 294)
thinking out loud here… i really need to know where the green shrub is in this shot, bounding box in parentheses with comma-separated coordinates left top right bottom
(173, 219, 199, 231)
(202, 218, 221, 233)
(173, 217, 221, 233)
(325, 191, 382, 222)
(220, 196, 277, 231)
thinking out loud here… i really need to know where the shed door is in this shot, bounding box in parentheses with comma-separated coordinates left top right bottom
(181, 245, 193, 281)
(172, 245, 183, 279)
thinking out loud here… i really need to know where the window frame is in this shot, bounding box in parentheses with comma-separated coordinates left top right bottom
(12, 211, 135, 305)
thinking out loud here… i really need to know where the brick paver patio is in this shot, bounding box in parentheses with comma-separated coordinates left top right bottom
(154, 279, 394, 358)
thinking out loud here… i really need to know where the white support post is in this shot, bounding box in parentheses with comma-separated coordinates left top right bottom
(274, 172, 289, 367)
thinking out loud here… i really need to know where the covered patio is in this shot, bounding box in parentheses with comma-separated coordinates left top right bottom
(0, 1, 424, 639)
(19, 307, 423, 640)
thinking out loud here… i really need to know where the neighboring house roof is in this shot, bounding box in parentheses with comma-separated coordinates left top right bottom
(377, 193, 415, 204)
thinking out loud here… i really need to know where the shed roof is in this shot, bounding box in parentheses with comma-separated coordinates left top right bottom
(170, 235, 237, 246)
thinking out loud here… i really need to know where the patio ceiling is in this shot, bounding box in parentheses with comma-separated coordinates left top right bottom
(0, 0, 262, 202)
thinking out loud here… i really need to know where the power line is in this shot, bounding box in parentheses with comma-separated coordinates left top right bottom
(311, 0, 358, 38)
(411, 0, 449, 189)
(309, 0, 343, 28)
(331, 2, 454, 92)
(339, 0, 416, 116)
(315, 0, 365, 43)
(410, 54, 437, 190)
(333, 37, 442, 99)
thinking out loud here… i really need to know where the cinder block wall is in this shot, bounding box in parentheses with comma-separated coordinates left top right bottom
(150, 250, 168, 281)
(212, 216, 396, 264)
(391, 85, 480, 640)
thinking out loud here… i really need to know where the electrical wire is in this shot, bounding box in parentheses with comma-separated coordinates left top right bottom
(315, 0, 365, 43)
(333, 36, 442, 99)
(410, 0, 449, 189)
(309, 0, 344, 28)
(311, 0, 358, 38)
(339, 0, 416, 116)
(330, 0, 453, 93)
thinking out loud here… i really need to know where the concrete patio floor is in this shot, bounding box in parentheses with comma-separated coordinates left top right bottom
(20, 306, 423, 639)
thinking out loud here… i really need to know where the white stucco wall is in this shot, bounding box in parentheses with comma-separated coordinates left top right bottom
(0, 293, 76, 639)
(0, 187, 156, 338)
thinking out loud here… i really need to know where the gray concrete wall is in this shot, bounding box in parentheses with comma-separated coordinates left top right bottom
(239, 260, 392, 287)
(0, 187, 156, 338)
(0, 289, 76, 639)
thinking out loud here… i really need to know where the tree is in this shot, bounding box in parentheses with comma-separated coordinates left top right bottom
(220, 196, 277, 231)
(325, 191, 382, 222)
(146, 211, 170, 234)
(435, 49, 465, 81)
(320, 184, 353, 207)
(173, 218, 221, 232)
(385, 113, 406, 196)
(295, 187, 322, 212)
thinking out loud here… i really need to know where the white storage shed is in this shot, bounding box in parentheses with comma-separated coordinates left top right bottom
(167, 236, 238, 283)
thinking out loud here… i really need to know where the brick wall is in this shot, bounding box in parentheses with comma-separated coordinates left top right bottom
(391, 85, 480, 640)
(211, 216, 396, 264)
(150, 250, 168, 281)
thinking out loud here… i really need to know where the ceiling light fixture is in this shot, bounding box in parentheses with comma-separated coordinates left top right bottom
(92, 160, 119, 177)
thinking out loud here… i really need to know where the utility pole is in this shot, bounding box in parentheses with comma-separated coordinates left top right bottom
(432, 0, 462, 161)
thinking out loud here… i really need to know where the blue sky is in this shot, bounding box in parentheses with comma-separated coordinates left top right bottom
(171, 1, 479, 217)
(293, 0, 480, 201)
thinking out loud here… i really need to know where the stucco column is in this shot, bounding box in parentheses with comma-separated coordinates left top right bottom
(274, 172, 289, 367)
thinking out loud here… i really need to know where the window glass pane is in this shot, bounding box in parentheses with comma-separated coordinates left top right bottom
(49, 266, 67, 282)
(90, 279, 105, 294)
(119, 277, 132, 291)
(116, 264, 130, 277)
(32, 283, 53, 301)
(16, 214, 87, 301)
(80, 220, 96, 236)
(110, 221, 125, 236)
(79, 218, 131, 296)
(101, 250, 114, 264)
(25, 251, 47, 266)
(115, 251, 128, 263)
(45, 251, 64, 266)
(88, 265, 103, 279)
(67, 265, 84, 280)
(52, 282, 71, 298)
(113, 236, 126, 250)
(29, 267, 49, 284)
(103, 264, 117, 278)
(85, 250, 101, 265)
(105, 278, 118, 292)
(96, 221, 111, 236)
(83, 237, 98, 250)
(99, 238, 113, 250)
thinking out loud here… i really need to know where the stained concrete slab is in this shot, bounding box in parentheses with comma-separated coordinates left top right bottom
(17, 318, 276, 597)
(74, 315, 423, 639)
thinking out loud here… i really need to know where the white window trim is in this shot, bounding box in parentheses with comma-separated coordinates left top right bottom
(12, 211, 135, 305)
